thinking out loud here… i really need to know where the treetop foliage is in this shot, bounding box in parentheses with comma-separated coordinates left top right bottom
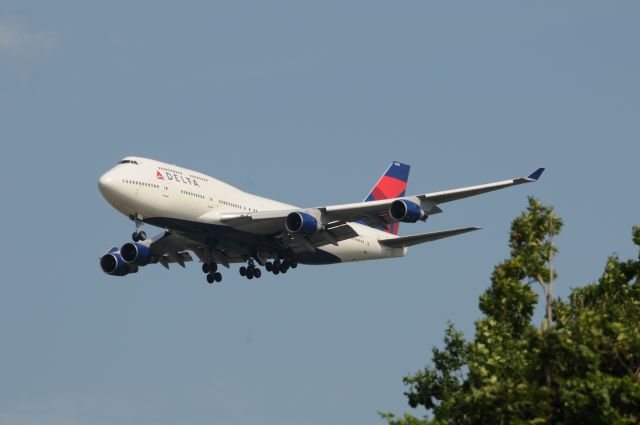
(381, 198, 640, 425)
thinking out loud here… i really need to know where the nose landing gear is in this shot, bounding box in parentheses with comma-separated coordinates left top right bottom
(130, 215, 146, 242)
(132, 231, 146, 242)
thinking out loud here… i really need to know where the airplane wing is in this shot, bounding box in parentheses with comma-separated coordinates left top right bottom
(323, 167, 545, 222)
(210, 168, 544, 235)
(280, 222, 359, 253)
(133, 231, 195, 269)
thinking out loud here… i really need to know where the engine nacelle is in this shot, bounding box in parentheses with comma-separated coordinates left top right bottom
(120, 242, 152, 266)
(100, 249, 139, 276)
(285, 211, 322, 234)
(389, 199, 427, 223)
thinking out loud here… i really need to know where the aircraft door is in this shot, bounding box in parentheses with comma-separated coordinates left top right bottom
(162, 184, 170, 198)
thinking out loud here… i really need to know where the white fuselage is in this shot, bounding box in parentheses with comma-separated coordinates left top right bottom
(98, 156, 406, 264)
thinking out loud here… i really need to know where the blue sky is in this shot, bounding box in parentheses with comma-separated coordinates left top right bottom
(1, 2, 639, 424)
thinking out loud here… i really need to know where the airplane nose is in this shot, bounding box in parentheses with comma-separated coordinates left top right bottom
(98, 171, 116, 197)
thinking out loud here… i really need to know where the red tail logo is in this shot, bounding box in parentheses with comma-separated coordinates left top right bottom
(361, 161, 411, 235)
(156, 170, 165, 180)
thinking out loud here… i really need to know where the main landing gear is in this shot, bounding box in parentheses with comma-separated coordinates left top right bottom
(202, 262, 222, 284)
(264, 259, 297, 275)
(203, 257, 299, 284)
(239, 259, 261, 280)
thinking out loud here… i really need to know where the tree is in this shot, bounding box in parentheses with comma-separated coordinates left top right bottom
(380, 198, 640, 425)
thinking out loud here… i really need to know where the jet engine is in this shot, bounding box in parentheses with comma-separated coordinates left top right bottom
(389, 199, 427, 223)
(120, 242, 152, 266)
(100, 248, 139, 276)
(285, 211, 322, 234)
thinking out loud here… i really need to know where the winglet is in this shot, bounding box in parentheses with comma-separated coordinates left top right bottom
(527, 168, 545, 181)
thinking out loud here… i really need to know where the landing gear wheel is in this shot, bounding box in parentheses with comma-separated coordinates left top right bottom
(210, 262, 218, 273)
(239, 266, 247, 277)
(280, 262, 289, 273)
(290, 261, 298, 269)
(265, 262, 273, 272)
(131, 231, 146, 242)
(213, 272, 222, 283)
(246, 266, 255, 279)
(254, 269, 261, 279)
(273, 268, 280, 275)
(206, 274, 215, 284)
(202, 263, 210, 274)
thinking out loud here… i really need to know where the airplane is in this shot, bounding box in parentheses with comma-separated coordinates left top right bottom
(98, 157, 544, 284)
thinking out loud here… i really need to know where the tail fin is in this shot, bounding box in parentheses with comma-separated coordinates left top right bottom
(363, 161, 410, 235)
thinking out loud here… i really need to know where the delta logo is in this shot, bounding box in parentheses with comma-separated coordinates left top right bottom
(155, 170, 200, 187)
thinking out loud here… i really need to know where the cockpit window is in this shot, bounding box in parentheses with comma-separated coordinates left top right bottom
(118, 160, 139, 165)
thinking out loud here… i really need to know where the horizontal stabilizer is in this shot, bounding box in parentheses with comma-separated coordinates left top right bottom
(379, 226, 480, 248)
